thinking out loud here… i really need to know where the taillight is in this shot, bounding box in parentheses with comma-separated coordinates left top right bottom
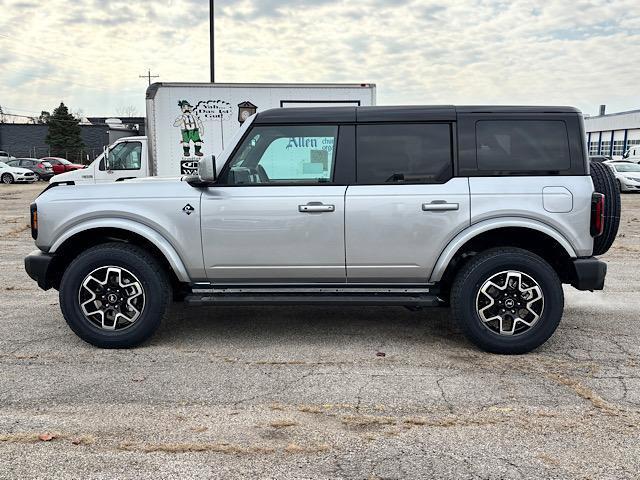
(37, 163, 44, 169)
(590, 193, 604, 237)
(30, 203, 38, 239)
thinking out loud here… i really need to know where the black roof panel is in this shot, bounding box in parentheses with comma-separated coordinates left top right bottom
(357, 105, 455, 122)
(254, 107, 356, 124)
(253, 105, 581, 124)
(456, 105, 581, 114)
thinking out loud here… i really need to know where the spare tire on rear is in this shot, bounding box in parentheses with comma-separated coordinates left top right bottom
(590, 161, 621, 256)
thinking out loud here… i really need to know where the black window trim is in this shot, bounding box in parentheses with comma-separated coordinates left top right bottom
(354, 122, 456, 186)
(473, 118, 573, 176)
(216, 120, 460, 187)
(216, 123, 349, 187)
(456, 112, 586, 177)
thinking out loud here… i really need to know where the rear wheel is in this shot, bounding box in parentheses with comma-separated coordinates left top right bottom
(451, 248, 563, 354)
(59, 242, 171, 348)
(590, 161, 621, 255)
(1, 173, 14, 184)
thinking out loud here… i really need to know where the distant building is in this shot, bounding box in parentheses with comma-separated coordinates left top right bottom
(0, 117, 144, 162)
(584, 107, 640, 159)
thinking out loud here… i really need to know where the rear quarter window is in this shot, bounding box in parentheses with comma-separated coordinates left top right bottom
(476, 120, 571, 172)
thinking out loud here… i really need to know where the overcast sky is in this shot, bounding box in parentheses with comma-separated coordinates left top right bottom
(1, 0, 639, 118)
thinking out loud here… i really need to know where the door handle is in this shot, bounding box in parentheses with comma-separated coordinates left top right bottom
(299, 203, 335, 213)
(422, 201, 459, 212)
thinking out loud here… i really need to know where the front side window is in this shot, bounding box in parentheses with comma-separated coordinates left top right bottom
(476, 120, 571, 172)
(104, 142, 142, 171)
(356, 123, 452, 184)
(223, 125, 337, 184)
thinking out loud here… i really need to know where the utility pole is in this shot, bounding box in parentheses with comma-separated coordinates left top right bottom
(210, 0, 215, 83)
(139, 69, 159, 86)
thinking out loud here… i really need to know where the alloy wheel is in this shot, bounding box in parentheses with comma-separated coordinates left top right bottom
(475, 270, 544, 336)
(78, 266, 145, 331)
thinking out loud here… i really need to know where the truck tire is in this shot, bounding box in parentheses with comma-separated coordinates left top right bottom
(590, 161, 621, 256)
(59, 242, 171, 348)
(451, 247, 563, 354)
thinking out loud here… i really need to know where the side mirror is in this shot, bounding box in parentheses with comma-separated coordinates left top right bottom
(198, 155, 217, 182)
(103, 146, 110, 170)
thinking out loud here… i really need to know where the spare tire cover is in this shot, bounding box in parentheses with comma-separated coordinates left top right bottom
(589, 161, 621, 256)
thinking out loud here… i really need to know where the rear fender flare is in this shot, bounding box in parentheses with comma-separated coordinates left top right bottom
(429, 217, 578, 282)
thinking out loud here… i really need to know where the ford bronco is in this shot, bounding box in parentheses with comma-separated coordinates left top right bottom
(24, 106, 620, 353)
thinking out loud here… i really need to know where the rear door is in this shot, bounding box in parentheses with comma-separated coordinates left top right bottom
(345, 123, 470, 283)
(201, 124, 348, 283)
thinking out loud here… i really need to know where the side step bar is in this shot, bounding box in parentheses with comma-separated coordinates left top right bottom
(184, 292, 441, 307)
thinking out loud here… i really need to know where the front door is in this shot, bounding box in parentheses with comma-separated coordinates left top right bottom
(345, 123, 470, 283)
(201, 124, 347, 283)
(95, 141, 144, 183)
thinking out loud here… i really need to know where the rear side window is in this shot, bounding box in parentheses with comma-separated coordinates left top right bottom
(356, 123, 452, 184)
(476, 120, 571, 172)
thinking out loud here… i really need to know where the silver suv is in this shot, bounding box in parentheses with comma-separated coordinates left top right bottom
(24, 106, 620, 353)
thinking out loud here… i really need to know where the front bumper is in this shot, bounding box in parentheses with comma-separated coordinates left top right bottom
(16, 176, 36, 183)
(24, 250, 54, 290)
(571, 257, 607, 291)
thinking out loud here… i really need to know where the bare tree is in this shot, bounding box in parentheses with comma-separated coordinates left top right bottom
(116, 105, 139, 118)
(72, 108, 85, 120)
(0, 105, 6, 123)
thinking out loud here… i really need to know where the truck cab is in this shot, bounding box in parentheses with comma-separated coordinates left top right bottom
(51, 136, 149, 184)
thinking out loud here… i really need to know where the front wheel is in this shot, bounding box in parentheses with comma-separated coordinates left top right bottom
(1, 173, 14, 184)
(451, 248, 563, 354)
(59, 242, 171, 348)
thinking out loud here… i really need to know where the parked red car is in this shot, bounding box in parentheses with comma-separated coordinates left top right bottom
(40, 157, 86, 175)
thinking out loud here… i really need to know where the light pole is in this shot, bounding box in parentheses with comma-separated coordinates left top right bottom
(210, 0, 215, 83)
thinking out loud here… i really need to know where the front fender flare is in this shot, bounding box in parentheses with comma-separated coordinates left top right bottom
(429, 217, 578, 283)
(49, 218, 191, 283)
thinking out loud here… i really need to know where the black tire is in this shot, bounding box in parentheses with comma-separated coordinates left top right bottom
(451, 247, 564, 354)
(59, 242, 171, 348)
(1, 173, 14, 184)
(590, 161, 621, 255)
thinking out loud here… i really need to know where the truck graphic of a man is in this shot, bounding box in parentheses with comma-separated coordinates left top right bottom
(174, 100, 204, 157)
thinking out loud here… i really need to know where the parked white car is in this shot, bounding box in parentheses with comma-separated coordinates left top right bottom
(622, 146, 640, 163)
(605, 161, 640, 192)
(0, 151, 16, 162)
(0, 161, 38, 184)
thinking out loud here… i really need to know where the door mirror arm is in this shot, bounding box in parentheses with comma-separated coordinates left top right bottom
(103, 146, 110, 171)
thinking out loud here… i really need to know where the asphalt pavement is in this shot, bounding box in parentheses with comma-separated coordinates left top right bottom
(1, 182, 639, 479)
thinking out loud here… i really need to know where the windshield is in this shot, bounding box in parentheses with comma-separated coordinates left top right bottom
(614, 163, 640, 173)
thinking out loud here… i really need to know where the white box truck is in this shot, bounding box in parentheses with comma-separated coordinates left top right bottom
(52, 82, 376, 184)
